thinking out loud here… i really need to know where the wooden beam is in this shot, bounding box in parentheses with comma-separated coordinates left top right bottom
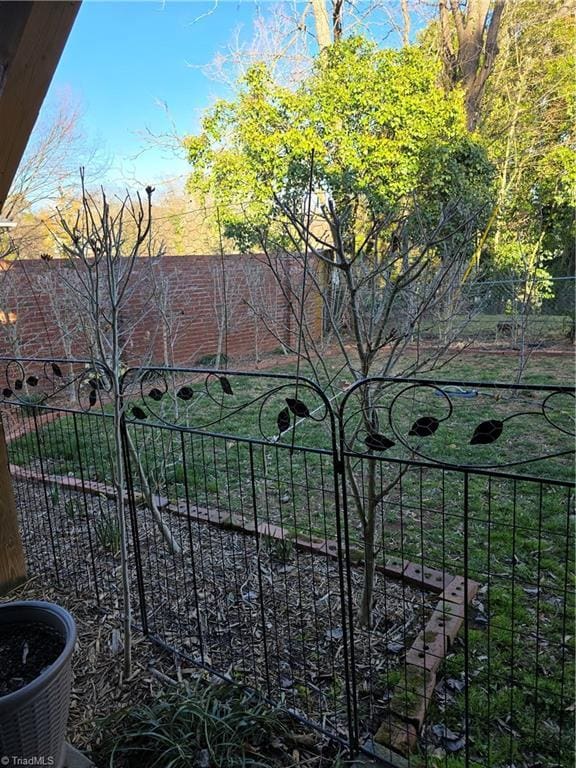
(0, 1, 80, 591)
(0, 1, 81, 212)
(0, 419, 26, 593)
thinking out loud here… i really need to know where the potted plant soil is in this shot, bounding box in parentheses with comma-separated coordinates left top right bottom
(0, 601, 76, 768)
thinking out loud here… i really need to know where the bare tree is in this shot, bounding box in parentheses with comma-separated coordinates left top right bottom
(249, 193, 484, 626)
(51, 171, 159, 677)
(32, 260, 94, 398)
(153, 262, 185, 370)
(309, 0, 424, 50)
(209, 258, 246, 368)
(0, 238, 26, 358)
(198, 5, 313, 89)
(4, 95, 106, 221)
(241, 258, 290, 364)
(0, 240, 57, 365)
(195, 0, 430, 102)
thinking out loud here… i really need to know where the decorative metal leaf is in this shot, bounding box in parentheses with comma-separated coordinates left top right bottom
(277, 407, 291, 434)
(14, 379, 23, 391)
(470, 419, 503, 445)
(2, 388, 12, 398)
(176, 386, 193, 401)
(88, 389, 97, 408)
(409, 416, 440, 437)
(365, 432, 395, 451)
(26, 376, 38, 387)
(286, 398, 310, 418)
(131, 406, 147, 420)
(51, 363, 63, 378)
(219, 376, 233, 395)
(148, 388, 164, 401)
(89, 378, 99, 390)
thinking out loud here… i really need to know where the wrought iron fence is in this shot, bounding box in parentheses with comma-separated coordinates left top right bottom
(0, 357, 574, 767)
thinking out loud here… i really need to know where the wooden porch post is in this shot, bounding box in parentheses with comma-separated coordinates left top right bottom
(0, 0, 81, 591)
(0, 419, 26, 592)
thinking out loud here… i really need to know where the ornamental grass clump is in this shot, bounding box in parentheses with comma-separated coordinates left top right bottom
(98, 679, 289, 768)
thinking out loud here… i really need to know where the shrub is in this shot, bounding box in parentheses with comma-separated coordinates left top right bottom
(195, 353, 230, 368)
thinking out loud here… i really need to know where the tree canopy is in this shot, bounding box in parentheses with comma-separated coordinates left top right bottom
(478, 0, 575, 279)
(185, 37, 494, 255)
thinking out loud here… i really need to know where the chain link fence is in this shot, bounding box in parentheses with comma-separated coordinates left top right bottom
(422, 276, 575, 348)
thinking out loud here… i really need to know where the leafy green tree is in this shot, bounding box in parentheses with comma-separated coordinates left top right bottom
(479, 0, 575, 280)
(186, 37, 492, 252)
(185, 37, 494, 626)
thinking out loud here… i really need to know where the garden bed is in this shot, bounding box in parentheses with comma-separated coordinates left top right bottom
(13, 477, 440, 750)
(3, 351, 573, 766)
(4, 580, 345, 768)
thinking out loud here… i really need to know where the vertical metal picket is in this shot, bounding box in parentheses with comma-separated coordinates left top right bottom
(120, 408, 149, 636)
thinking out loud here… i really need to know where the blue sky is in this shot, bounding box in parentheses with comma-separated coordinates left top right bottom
(37, 0, 414, 196)
(41, 1, 275, 192)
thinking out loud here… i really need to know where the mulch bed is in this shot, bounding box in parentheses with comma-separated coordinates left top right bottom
(6, 579, 345, 766)
(6, 476, 437, 758)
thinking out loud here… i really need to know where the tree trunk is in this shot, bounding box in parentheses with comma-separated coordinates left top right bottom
(401, 0, 410, 46)
(113, 390, 132, 679)
(359, 458, 377, 628)
(439, 0, 505, 131)
(124, 429, 181, 554)
(311, 0, 333, 49)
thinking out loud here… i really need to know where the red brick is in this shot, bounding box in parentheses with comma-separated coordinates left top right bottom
(0, 255, 322, 365)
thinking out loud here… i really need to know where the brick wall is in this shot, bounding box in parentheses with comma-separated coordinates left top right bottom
(0, 254, 321, 366)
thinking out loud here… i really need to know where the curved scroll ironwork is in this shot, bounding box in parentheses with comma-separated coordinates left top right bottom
(1, 359, 572, 473)
(340, 377, 575, 472)
(122, 366, 334, 446)
(0, 357, 113, 413)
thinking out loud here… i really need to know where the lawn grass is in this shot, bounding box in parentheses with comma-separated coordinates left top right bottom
(420, 313, 573, 344)
(5, 351, 574, 767)
(432, 349, 574, 388)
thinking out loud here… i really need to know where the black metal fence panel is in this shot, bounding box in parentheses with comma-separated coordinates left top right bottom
(338, 377, 574, 765)
(0, 357, 573, 767)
